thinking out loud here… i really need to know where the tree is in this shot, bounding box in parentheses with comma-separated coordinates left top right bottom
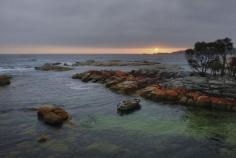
(185, 42, 217, 76)
(213, 38, 233, 76)
(228, 57, 236, 77)
(185, 38, 234, 77)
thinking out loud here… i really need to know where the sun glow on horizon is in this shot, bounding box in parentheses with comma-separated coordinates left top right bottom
(154, 48, 160, 52)
(0, 46, 185, 54)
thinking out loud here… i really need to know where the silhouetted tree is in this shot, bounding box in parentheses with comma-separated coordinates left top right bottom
(228, 57, 236, 77)
(208, 56, 222, 76)
(213, 38, 233, 76)
(185, 42, 217, 76)
(185, 38, 234, 77)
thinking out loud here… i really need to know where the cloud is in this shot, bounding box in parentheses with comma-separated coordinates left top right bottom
(1, 0, 236, 49)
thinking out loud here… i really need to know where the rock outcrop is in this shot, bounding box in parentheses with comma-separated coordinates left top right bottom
(37, 105, 70, 126)
(0, 75, 12, 86)
(160, 76, 236, 99)
(72, 60, 160, 66)
(72, 68, 236, 112)
(37, 135, 49, 143)
(35, 63, 73, 71)
(117, 98, 141, 113)
(139, 86, 236, 111)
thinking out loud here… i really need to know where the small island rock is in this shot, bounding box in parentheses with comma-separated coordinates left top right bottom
(0, 75, 12, 86)
(117, 98, 141, 112)
(37, 105, 70, 126)
(35, 63, 73, 71)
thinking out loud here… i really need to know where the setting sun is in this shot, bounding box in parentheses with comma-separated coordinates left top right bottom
(154, 48, 160, 52)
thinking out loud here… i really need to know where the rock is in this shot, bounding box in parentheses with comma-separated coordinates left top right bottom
(42, 112, 64, 126)
(63, 63, 70, 66)
(52, 62, 61, 65)
(187, 98, 194, 105)
(35, 63, 73, 71)
(138, 86, 158, 98)
(0, 75, 12, 86)
(111, 81, 138, 94)
(155, 88, 168, 100)
(196, 96, 211, 106)
(232, 105, 236, 112)
(117, 98, 141, 113)
(130, 64, 184, 79)
(165, 89, 178, 100)
(72, 73, 86, 80)
(72, 69, 236, 112)
(114, 70, 128, 77)
(210, 97, 222, 106)
(105, 80, 122, 88)
(179, 96, 188, 104)
(136, 78, 159, 88)
(86, 142, 120, 153)
(37, 105, 70, 126)
(187, 92, 201, 101)
(37, 135, 48, 143)
(72, 60, 159, 67)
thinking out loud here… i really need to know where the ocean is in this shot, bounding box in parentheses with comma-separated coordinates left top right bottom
(0, 54, 236, 158)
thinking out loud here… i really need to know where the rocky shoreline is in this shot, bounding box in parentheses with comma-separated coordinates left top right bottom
(34, 60, 160, 72)
(72, 60, 160, 66)
(72, 65, 236, 112)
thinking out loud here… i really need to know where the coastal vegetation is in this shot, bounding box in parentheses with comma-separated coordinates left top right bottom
(185, 38, 235, 77)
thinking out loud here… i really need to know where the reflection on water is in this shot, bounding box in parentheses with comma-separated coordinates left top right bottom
(0, 55, 236, 158)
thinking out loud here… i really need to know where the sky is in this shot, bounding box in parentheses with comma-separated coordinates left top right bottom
(0, 0, 236, 54)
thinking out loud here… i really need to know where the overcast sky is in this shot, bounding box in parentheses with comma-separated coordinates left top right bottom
(1, 0, 236, 53)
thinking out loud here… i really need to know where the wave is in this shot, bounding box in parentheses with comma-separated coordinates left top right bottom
(67, 82, 98, 90)
(0, 67, 34, 72)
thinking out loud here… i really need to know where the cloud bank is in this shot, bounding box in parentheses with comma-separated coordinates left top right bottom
(1, 0, 236, 51)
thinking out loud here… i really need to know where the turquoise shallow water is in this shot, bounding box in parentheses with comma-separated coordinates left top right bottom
(0, 54, 236, 158)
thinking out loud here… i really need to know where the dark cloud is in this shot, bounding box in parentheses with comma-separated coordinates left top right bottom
(1, 0, 236, 48)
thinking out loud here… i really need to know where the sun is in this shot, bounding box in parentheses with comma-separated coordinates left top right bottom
(154, 48, 160, 52)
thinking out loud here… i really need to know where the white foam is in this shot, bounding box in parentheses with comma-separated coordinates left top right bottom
(67, 82, 97, 90)
(0, 67, 33, 72)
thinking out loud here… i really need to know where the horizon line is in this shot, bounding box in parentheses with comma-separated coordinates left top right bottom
(0, 52, 181, 55)
(0, 46, 186, 54)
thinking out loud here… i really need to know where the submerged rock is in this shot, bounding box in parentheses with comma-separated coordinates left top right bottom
(86, 142, 120, 153)
(0, 75, 12, 86)
(117, 98, 141, 113)
(37, 135, 48, 143)
(35, 63, 73, 71)
(37, 105, 70, 126)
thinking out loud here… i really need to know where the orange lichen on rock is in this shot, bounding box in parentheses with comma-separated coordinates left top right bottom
(37, 105, 70, 126)
(196, 96, 211, 106)
(73, 70, 236, 112)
